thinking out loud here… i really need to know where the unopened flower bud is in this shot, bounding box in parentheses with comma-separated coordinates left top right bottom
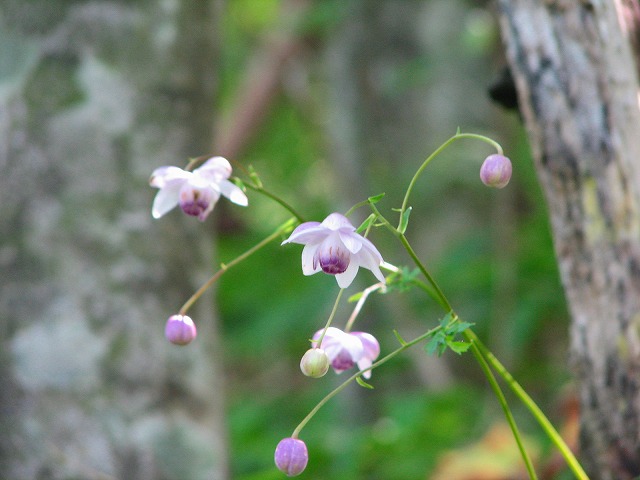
(165, 314, 197, 345)
(300, 348, 330, 378)
(480, 154, 512, 188)
(274, 437, 308, 477)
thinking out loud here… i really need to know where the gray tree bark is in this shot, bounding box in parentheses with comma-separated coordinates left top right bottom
(0, 1, 228, 479)
(496, 1, 640, 478)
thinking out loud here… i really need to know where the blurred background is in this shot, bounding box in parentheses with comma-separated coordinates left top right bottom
(0, 1, 573, 479)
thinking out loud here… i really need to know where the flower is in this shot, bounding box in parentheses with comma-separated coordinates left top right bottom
(165, 314, 197, 345)
(281, 213, 385, 288)
(300, 348, 330, 378)
(274, 437, 308, 477)
(149, 156, 248, 221)
(480, 154, 512, 188)
(311, 327, 380, 379)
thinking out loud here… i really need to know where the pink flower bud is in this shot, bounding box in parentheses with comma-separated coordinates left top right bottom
(480, 154, 512, 188)
(164, 314, 197, 345)
(274, 437, 308, 477)
(300, 348, 330, 378)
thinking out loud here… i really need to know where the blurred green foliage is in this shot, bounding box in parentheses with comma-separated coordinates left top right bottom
(213, 1, 572, 478)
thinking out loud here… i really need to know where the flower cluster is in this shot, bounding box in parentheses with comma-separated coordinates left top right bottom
(311, 327, 380, 379)
(149, 139, 515, 477)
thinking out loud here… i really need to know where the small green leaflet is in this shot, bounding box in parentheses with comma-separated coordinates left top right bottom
(356, 213, 377, 233)
(398, 206, 412, 234)
(368, 193, 385, 204)
(356, 376, 374, 389)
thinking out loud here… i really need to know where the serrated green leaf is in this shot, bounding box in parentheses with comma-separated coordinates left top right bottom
(356, 376, 374, 389)
(426, 331, 446, 356)
(446, 321, 474, 335)
(439, 311, 455, 328)
(368, 193, 386, 204)
(447, 340, 471, 354)
(398, 206, 412, 234)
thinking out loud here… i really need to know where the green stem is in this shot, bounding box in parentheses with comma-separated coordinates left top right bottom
(292, 323, 442, 438)
(178, 218, 297, 315)
(244, 182, 305, 223)
(314, 289, 345, 347)
(392, 227, 588, 479)
(466, 331, 538, 479)
(467, 330, 589, 480)
(397, 131, 503, 231)
(398, 233, 451, 311)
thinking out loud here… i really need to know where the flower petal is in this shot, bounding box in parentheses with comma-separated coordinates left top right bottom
(152, 182, 183, 218)
(335, 261, 359, 288)
(354, 242, 385, 283)
(301, 243, 322, 275)
(352, 332, 380, 360)
(149, 166, 191, 188)
(339, 230, 363, 254)
(357, 358, 374, 379)
(194, 156, 232, 182)
(218, 179, 248, 206)
(321, 213, 355, 231)
(281, 222, 323, 245)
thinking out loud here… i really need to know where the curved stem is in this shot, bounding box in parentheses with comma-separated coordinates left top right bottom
(178, 218, 297, 315)
(244, 182, 305, 223)
(467, 332, 538, 479)
(467, 330, 589, 480)
(344, 282, 385, 332)
(398, 234, 451, 311)
(391, 224, 587, 479)
(397, 131, 503, 231)
(314, 289, 345, 347)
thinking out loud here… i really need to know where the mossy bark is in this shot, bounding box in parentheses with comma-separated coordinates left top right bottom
(0, 1, 228, 479)
(496, 1, 640, 478)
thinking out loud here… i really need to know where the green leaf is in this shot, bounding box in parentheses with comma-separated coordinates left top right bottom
(356, 376, 374, 389)
(348, 291, 363, 303)
(356, 213, 376, 233)
(393, 329, 408, 346)
(426, 331, 447, 357)
(445, 321, 474, 335)
(368, 192, 386, 204)
(446, 340, 471, 355)
(398, 206, 412, 234)
(439, 311, 455, 328)
(248, 165, 263, 187)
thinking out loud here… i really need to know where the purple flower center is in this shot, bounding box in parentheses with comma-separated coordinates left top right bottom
(179, 187, 213, 219)
(331, 349, 355, 371)
(315, 244, 350, 275)
(180, 198, 209, 217)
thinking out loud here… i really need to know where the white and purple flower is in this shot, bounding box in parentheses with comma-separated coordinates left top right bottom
(149, 156, 248, 221)
(282, 213, 385, 288)
(311, 327, 380, 379)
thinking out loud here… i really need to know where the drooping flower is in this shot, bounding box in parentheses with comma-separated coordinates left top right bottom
(275, 437, 308, 477)
(281, 213, 385, 288)
(165, 314, 197, 345)
(299, 348, 330, 378)
(149, 156, 248, 221)
(311, 327, 380, 379)
(480, 154, 512, 188)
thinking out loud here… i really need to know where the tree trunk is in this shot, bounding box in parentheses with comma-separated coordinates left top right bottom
(0, 1, 228, 479)
(496, 1, 640, 478)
